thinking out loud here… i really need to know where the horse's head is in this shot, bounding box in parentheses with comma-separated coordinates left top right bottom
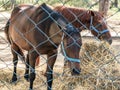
(61, 24, 82, 75)
(81, 10, 112, 44)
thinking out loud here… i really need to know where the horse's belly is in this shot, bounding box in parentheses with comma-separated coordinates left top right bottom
(15, 38, 31, 50)
(10, 28, 32, 50)
(13, 37, 31, 50)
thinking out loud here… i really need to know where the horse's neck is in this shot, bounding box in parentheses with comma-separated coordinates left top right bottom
(60, 7, 88, 29)
(49, 22, 63, 44)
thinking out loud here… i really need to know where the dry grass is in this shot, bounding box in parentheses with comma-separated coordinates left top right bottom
(79, 41, 120, 90)
(0, 41, 120, 90)
(59, 41, 120, 90)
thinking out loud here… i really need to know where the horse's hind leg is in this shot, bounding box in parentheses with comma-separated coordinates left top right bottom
(24, 52, 40, 81)
(11, 43, 25, 83)
(24, 53, 30, 81)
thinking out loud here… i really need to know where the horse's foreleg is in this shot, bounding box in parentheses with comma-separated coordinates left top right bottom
(29, 51, 38, 90)
(46, 50, 57, 90)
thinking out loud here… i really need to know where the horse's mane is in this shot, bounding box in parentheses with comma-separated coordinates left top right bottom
(54, 6, 104, 26)
(28, 3, 68, 34)
(33, 3, 68, 22)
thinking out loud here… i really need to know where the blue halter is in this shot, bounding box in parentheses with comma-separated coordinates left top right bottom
(90, 16, 109, 37)
(61, 42, 80, 63)
(61, 31, 80, 63)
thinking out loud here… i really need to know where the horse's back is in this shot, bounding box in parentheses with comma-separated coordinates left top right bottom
(9, 3, 61, 51)
(10, 4, 36, 20)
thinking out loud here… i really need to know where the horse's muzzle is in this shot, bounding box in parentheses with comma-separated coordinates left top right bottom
(107, 38, 112, 45)
(72, 68, 81, 75)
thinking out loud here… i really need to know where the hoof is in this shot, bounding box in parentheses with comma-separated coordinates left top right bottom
(72, 68, 81, 75)
(29, 88, 33, 90)
(24, 75, 30, 82)
(10, 78, 17, 84)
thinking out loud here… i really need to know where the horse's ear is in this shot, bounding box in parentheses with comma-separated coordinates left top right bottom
(77, 28, 82, 32)
(87, 10, 97, 17)
(89, 10, 96, 17)
(57, 18, 67, 29)
(99, 11, 105, 17)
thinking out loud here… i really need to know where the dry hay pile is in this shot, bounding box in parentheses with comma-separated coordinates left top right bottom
(58, 41, 120, 90)
(0, 41, 120, 90)
(0, 68, 48, 90)
(80, 41, 114, 73)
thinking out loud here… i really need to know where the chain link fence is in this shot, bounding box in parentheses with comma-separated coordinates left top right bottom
(0, 0, 120, 90)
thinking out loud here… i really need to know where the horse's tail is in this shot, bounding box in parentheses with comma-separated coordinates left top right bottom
(35, 56, 40, 66)
(4, 19, 11, 44)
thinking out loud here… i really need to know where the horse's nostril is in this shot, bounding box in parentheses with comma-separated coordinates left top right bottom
(72, 68, 80, 75)
(108, 39, 112, 45)
(105, 38, 112, 45)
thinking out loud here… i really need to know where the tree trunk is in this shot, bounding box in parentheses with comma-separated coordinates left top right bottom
(99, 0, 110, 16)
(10, 0, 16, 9)
(114, 0, 118, 7)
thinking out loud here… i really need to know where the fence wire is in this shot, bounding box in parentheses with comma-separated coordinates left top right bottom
(0, 0, 120, 90)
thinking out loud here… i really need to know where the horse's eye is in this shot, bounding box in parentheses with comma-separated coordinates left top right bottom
(98, 24, 102, 27)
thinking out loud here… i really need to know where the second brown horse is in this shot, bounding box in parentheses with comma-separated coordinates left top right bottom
(54, 5, 112, 44)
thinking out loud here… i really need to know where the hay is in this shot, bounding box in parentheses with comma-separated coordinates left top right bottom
(0, 68, 47, 90)
(0, 41, 120, 90)
(61, 41, 120, 90)
(80, 41, 114, 74)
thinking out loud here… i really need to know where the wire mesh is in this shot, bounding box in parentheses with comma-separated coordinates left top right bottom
(0, 0, 120, 90)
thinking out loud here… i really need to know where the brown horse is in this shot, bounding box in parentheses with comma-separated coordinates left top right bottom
(4, 3, 82, 90)
(54, 6, 112, 44)
(7, 5, 113, 68)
